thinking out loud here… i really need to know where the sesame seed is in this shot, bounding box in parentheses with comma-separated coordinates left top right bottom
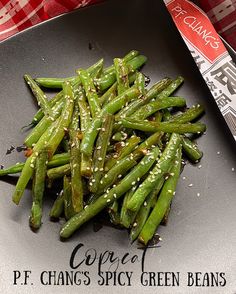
(97, 146, 101, 150)
(98, 157, 103, 161)
(118, 174, 122, 178)
(73, 164, 77, 168)
(133, 222, 137, 227)
(182, 176, 186, 180)
(30, 164, 34, 168)
(89, 182, 93, 186)
(188, 183, 193, 187)
(86, 167, 90, 170)
(94, 167, 99, 172)
(104, 194, 108, 198)
(232, 167, 235, 172)
(107, 199, 111, 203)
(113, 194, 117, 198)
(91, 179, 95, 183)
(197, 193, 200, 197)
(144, 202, 147, 207)
(104, 174, 108, 178)
(198, 165, 202, 169)
(132, 181, 136, 185)
(217, 151, 220, 155)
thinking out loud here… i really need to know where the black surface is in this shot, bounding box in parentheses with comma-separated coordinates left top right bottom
(0, 1, 235, 293)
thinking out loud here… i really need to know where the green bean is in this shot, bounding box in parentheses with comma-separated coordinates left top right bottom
(96, 156, 137, 197)
(111, 131, 129, 141)
(60, 145, 160, 238)
(99, 82, 117, 106)
(31, 58, 104, 125)
(94, 55, 147, 92)
(120, 188, 137, 228)
(103, 50, 139, 76)
(78, 69, 101, 118)
(31, 91, 64, 126)
(161, 205, 171, 226)
(45, 82, 75, 155)
(0, 153, 70, 177)
(98, 137, 162, 197)
(154, 111, 163, 122)
(48, 152, 70, 167)
(77, 86, 93, 177)
(81, 154, 92, 178)
(112, 78, 172, 135)
(104, 135, 141, 171)
(0, 163, 24, 176)
(29, 149, 48, 230)
(63, 176, 76, 220)
(34, 58, 104, 88)
(24, 96, 65, 147)
(181, 136, 203, 162)
(121, 118, 206, 134)
(47, 164, 70, 180)
(24, 74, 53, 118)
(114, 58, 129, 95)
(107, 200, 120, 225)
(155, 76, 184, 100)
(115, 78, 172, 122)
(89, 114, 114, 194)
(35, 76, 78, 89)
(49, 190, 64, 219)
(70, 103, 83, 213)
(133, 132, 163, 155)
(60, 137, 69, 152)
(99, 69, 137, 107)
(127, 133, 181, 212)
(130, 177, 165, 241)
(138, 146, 182, 245)
(169, 104, 205, 123)
(12, 82, 74, 205)
(81, 85, 141, 157)
(134, 72, 146, 96)
(131, 96, 186, 120)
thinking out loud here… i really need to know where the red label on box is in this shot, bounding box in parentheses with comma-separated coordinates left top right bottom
(166, 0, 226, 63)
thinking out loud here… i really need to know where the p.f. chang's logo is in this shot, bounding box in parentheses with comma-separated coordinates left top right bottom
(166, 0, 226, 63)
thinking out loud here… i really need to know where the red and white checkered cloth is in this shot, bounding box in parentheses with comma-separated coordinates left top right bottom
(0, 0, 236, 50)
(0, 0, 99, 41)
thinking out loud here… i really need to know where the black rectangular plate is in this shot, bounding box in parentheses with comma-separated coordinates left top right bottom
(0, 1, 235, 293)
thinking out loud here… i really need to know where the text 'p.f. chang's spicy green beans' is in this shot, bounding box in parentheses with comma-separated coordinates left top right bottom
(0, 50, 206, 245)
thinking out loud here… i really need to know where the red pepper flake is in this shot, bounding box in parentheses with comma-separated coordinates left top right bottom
(24, 148, 33, 157)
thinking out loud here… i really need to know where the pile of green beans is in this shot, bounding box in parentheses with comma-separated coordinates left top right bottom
(0, 50, 206, 245)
